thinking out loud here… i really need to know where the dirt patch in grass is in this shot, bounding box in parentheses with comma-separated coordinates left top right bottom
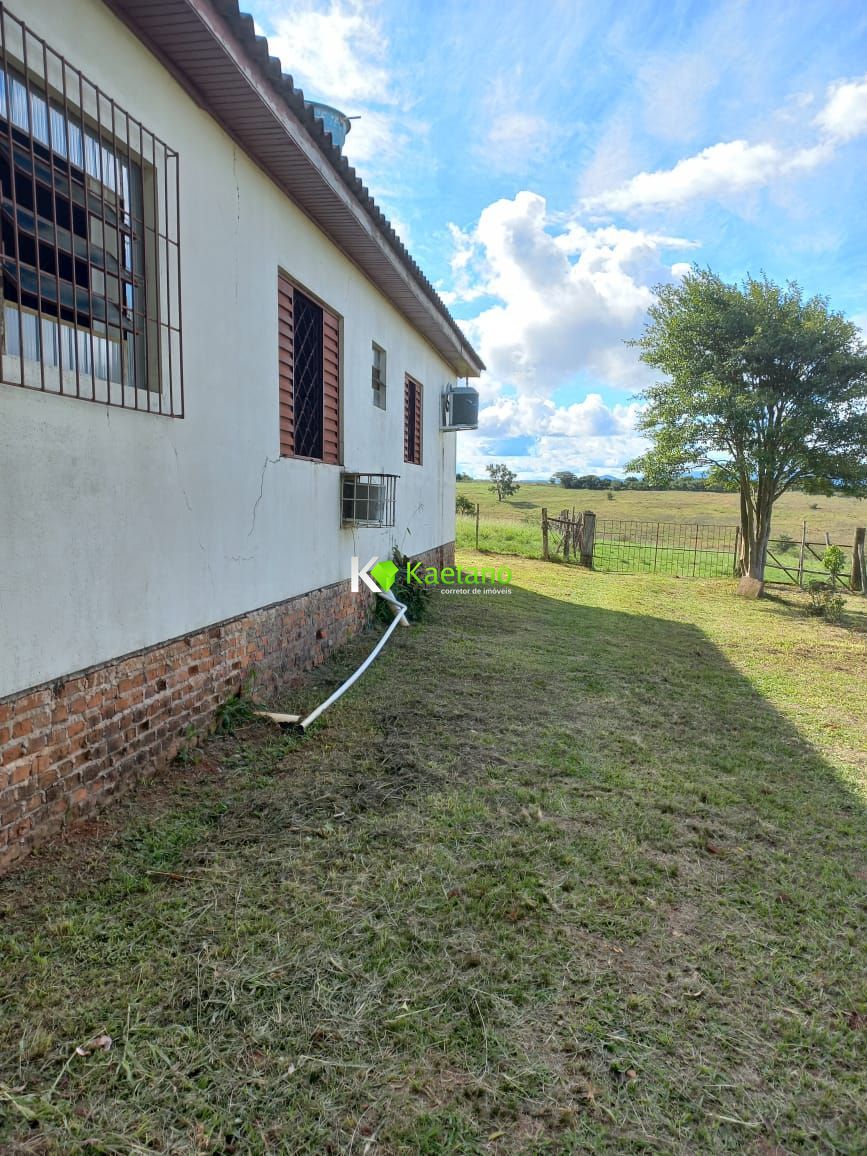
(1, 561, 865, 1153)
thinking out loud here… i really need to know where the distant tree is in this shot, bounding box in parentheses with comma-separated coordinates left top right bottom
(629, 269, 867, 585)
(456, 472, 474, 481)
(486, 463, 520, 502)
(606, 489, 615, 501)
(551, 470, 579, 488)
(456, 494, 476, 516)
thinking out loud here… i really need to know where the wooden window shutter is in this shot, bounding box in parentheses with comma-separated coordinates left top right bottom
(277, 275, 294, 456)
(404, 376, 422, 464)
(322, 309, 340, 465)
(413, 380, 422, 465)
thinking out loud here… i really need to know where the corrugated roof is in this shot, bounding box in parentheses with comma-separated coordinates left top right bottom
(102, 0, 484, 377)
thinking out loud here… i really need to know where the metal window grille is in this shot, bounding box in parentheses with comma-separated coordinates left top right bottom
(341, 472, 397, 528)
(0, 5, 182, 415)
(372, 342, 385, 409)
(292, 287, 324, 458)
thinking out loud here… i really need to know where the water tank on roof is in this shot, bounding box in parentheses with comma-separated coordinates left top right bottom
(305, 102, 352, 149)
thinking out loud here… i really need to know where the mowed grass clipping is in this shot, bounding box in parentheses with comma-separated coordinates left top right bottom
(1, 559, 866, 1153)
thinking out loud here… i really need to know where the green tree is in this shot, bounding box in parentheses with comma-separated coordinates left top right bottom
(486, 463, 520, 502)
(629, 269, 867, 584)
(455, 494, 476, 516)
(551, 470, 579, 488)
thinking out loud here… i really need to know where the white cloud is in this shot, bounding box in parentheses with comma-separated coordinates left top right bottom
(456, 394, 648, 481)
(338, 108, 407, 166)
(474, 72, 564, 176)
(582, 70, 867, 216)
(449, 191, 696, 397)
(480, 111, 558, 174)
(577, 116, 639, 200)
(582, 139, 831, 214)
(815, 74, 867, 142)
(547, 394, 640, 439)
(260, 1, 430, 224)
(265, 0, 394, 108)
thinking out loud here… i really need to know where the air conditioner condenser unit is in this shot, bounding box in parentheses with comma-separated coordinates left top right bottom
(441, 383, 479, 431)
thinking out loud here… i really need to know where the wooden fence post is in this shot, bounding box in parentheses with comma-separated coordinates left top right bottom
(580, 511, 596, 568)
(852, 527, 866, 593)
(562, 509, 571, 561)
(541, 508, 549, 562)
(733, 526, 741, 577)
(475, 503, 480, 551)
(798, 521, 807, 587)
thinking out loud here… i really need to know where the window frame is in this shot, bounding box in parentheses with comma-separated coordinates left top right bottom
(277, 271, 341, 465)
(0, 5, 183, 416)
(404, 374, 422, 466)
(371, 341, 386, 410)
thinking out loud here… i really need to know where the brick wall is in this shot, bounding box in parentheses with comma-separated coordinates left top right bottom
(0, 542, 454, 873)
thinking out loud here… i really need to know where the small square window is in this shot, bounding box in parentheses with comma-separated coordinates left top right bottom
(372, 342, 386, 409)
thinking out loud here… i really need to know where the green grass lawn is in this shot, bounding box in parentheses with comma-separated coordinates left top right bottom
(458, 481, 867, 540)
(1, 561, 866, 1153)
(457, 483, 866, 585)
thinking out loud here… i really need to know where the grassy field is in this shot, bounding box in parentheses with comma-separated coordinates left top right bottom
(457, 482, 867, 583)
(457, 481, 867, 539)
(1, 561, 866, 1153)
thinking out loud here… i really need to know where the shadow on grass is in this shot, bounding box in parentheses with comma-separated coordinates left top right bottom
(0, 576, 864, 1154)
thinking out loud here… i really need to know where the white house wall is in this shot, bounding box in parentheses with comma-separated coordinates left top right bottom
(0, 0, 458, 699)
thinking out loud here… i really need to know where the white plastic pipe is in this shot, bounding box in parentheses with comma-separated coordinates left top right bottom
(297, 588, 409, 731)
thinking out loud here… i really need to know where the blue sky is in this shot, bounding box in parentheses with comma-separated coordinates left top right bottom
(248, 0, 867, 478)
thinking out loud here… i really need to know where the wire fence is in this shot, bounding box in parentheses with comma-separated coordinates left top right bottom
(464, 504, 866, 592)
(593, 519, 739, 577)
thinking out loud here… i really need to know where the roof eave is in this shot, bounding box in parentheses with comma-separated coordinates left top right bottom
(101, 0, 485, 378)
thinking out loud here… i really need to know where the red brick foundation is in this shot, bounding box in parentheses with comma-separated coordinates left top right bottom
(0, 542, 454, 873)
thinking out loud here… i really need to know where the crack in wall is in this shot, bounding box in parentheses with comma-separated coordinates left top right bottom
(248, 455, 281, 537)
(172, 445, 194, 513)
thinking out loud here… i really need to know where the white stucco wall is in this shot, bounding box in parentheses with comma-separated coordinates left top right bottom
(0, 0, 459, 699)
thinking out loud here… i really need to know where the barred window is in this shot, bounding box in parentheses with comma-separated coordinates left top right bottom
(278, 273, 340, 463)
(0, 6, 182, 414)
(404, 374, 422, 465)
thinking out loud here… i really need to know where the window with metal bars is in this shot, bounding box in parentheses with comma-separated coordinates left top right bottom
(293, 289, 323, 458)
(404, 374, 422, 465)
(277, 273, 340, 463)
(0, 6, 182, 415)
(341, 472, 397, 528)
